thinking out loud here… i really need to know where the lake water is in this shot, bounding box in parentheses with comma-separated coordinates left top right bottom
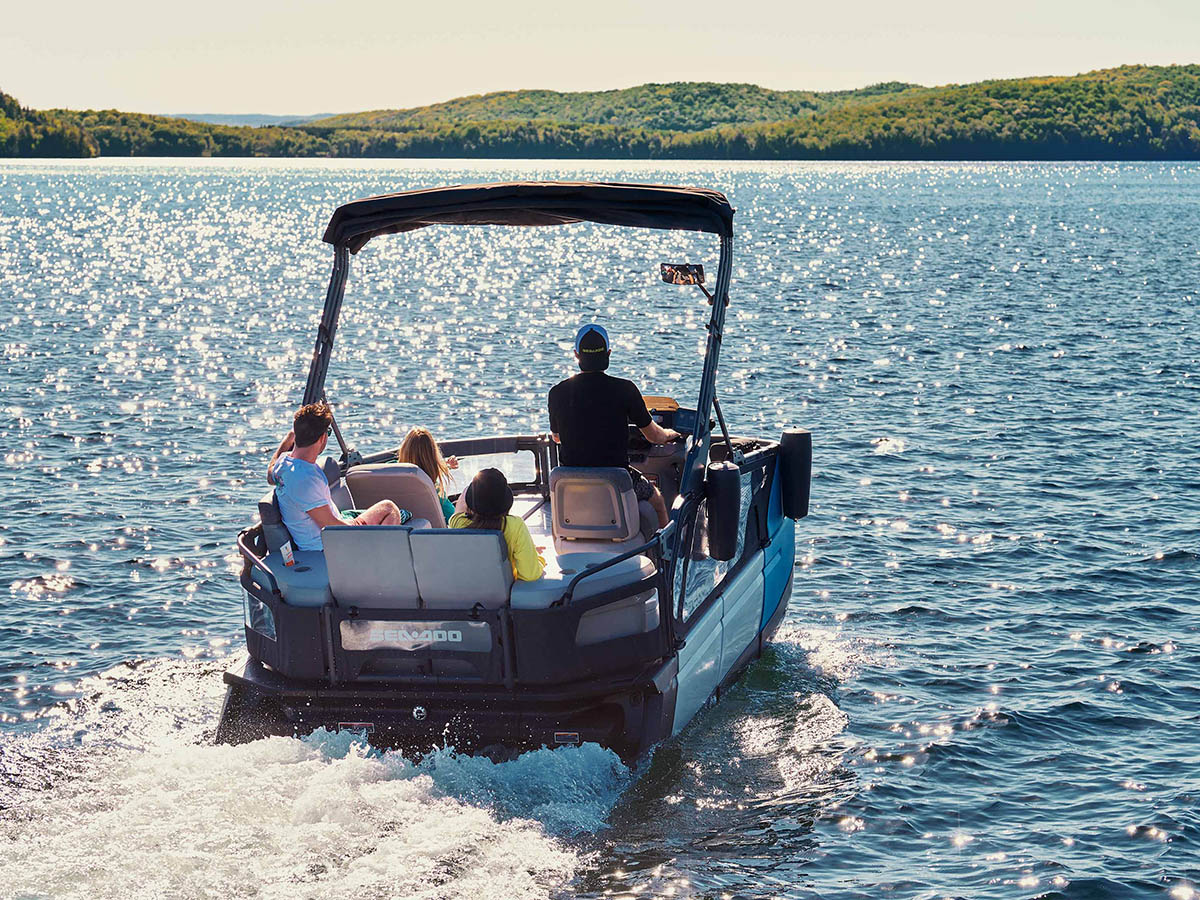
(1, 159, 1198, 899)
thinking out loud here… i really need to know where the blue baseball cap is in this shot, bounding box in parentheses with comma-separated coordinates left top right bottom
(574, 323, 611, 371)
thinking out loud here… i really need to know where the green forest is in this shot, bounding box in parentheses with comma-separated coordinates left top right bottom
(4, 65, 1200, 159)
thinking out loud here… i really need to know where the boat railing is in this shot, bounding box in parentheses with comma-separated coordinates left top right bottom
(559, 519, 677, 606)
(237, 527, 281, 598)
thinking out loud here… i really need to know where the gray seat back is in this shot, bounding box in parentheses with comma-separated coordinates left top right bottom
(345, 463, 447, 526)
(258, 491, 293, 552)
(323, 526, 420, 608)
(410, 529, 513, 609)
(550, 467, 640, 543)
(322, 457, 356, 511)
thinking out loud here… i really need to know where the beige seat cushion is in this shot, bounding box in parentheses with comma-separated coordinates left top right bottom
(550, 467, 640, 543)
(410, 530, 513, 610)
(345, 463, 447, 527)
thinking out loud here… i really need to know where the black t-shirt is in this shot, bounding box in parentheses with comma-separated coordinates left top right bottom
(548, 372, 652, 467)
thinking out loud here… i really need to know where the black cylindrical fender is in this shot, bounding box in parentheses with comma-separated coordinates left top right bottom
(779, 428, 812, 519)
(706, 461, 741, 561)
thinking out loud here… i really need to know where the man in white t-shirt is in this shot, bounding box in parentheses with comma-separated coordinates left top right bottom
(267, 401, 406, 551)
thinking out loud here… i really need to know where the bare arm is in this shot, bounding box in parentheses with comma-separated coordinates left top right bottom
(306, 504, 344, 530)
(267, 430, 295, 484)
(639, 422, 680, 445)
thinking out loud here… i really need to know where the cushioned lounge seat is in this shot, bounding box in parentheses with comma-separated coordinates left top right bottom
(323, 525, 420, 608)
(550, 467, 655, 555)
(345, 463, 447, 527)
(510, 552, 660, 645)
(323, 457, 355, 512)
(410, 529, 513, 610)
(509, 552, 656, 610)
(258, 493, 292, 553)
(260, 549, 333, 607)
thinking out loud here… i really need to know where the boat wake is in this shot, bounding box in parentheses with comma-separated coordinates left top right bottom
(0, 659, 630, 900)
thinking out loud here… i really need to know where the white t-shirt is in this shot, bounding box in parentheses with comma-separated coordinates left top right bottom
(271, 455, 339, 551)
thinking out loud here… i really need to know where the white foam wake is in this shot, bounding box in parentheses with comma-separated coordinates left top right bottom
(1, 662, 632, 900)
(1, 734, 615, 899)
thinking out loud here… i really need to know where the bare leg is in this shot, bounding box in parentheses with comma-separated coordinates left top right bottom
(649, 487, 669, 529)
(351, 499, 404, 526)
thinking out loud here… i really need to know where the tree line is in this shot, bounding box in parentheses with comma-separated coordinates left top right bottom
(3, 65, 1200, 160)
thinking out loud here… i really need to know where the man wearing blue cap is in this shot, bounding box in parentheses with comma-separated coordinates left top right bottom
(548, 323, 680, 528)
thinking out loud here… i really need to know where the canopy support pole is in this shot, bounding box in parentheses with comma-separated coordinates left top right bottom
(680, 234, 733, 497)
(302, 244, 350, 407)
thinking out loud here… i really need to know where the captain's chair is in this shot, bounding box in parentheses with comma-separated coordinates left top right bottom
(550, 467, 658, 555)
(345, 463, 447, 527)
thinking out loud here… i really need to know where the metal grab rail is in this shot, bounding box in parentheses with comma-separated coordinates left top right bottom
(559, 519, 677, 606)
(237, 528, 281, 597)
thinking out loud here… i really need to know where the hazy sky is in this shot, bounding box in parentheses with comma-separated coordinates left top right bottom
(4, 0, 1198, 114)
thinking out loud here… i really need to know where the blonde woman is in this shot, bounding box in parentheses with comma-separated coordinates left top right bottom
(396, 426, 458, 521)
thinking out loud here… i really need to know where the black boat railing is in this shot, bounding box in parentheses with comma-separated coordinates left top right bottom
(559, 519, 676, 606)
(237, 527, 281, 597)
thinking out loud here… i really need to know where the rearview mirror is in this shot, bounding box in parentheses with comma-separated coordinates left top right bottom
(661, 263, 705, 285)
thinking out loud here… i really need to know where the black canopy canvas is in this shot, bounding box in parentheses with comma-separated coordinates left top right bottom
(322, 181, 735, 253)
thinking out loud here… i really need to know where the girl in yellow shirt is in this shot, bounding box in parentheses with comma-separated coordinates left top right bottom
(449, 468, 544, 581)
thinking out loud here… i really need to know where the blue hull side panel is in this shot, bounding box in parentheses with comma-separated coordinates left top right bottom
(720, 551, 766, 679)
(762, 516, 795, 630)
(672, 602, 723, 736)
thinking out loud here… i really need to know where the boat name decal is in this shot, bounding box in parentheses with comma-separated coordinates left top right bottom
(339, 619, 491, 652)
(370, 627, 462, 644)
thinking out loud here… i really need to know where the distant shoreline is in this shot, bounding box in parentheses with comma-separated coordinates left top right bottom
(4, 155, 1200, 163)
(5, 64, 1200, 161)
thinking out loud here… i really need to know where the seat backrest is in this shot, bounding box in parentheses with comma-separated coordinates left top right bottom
(323, 525, 420, 608)
(322, 457, 356, 511)
(345, 463, 447, 527)
(550, 467, 640, 542)
(258, 491, 293, 552)
(410, 529, 513, 609)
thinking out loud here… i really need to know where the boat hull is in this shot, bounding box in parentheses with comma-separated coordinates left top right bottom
(216, 652, 679, 761)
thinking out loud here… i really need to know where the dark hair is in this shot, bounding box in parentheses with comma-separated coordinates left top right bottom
(463, 511, 505, 532)
(293, 401, 332, 448)
(463, 468, 513, 532)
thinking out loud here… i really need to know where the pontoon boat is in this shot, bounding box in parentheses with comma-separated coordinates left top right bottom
(217, 182, 811, 761)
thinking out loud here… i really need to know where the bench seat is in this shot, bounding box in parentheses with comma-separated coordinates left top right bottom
(260, 550, 333, 607)
(256, 533, 657, 614)
(510, 552, 656, 609)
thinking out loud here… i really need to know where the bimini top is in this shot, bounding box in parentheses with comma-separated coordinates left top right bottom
(322, 181, 734, 253)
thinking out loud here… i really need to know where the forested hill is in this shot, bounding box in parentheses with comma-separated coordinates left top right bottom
(4, 65, 1200, 159)
(311, 81, 925, 132)
(0, 91, 96, 156)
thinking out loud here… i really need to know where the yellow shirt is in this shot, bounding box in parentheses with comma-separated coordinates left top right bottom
(448, 512, 545, 581)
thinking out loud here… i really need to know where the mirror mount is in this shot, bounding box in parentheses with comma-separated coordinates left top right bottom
(661, 263, 715, 304)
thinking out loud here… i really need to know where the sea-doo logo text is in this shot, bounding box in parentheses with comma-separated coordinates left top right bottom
(340, 619, 490, 653)
(370, 628, 463, 645)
